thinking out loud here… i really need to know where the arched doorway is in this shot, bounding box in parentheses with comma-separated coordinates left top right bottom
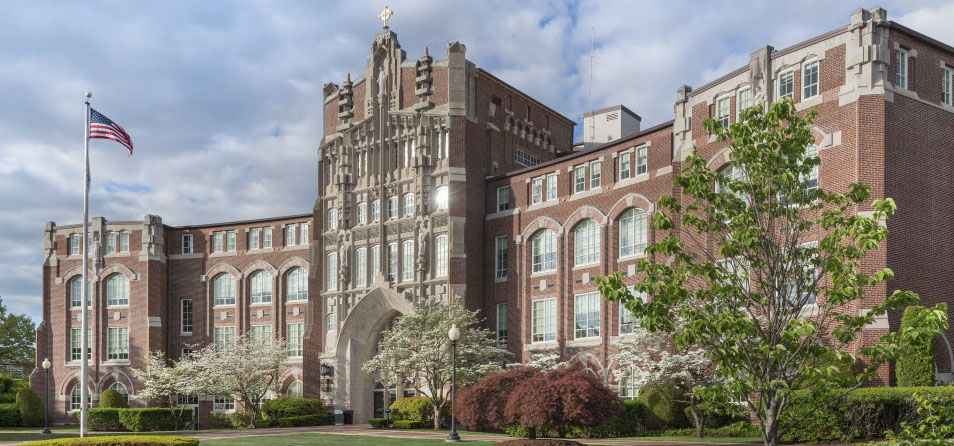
(372, 382, 397, 419)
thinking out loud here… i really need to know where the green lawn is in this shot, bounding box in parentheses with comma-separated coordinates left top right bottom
(199, 433, 494, 445)
(617, 436, 763, 444)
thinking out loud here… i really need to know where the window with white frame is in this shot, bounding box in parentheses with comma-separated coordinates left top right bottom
(802, 60, 819, 99)
(69, 276, 91, 309)
(213, 232, 224, 253)
(590, 161, 601, 189)
(401, 240, 414, 282)
(181, 233, 194, 254)
(387, 243, 398, 281)
(106, 231, 116, 253)
(181, 299, 193, 334)
(435, 235, 448, 277)
(370, 244, 380, 278)
(371, 200, 381, 222)
(214, 326, 235, 352)
(619, 150, 631, 180)
(71, 328, 91, 361)
(944, 67, 953, 106)
(620, 287, 644, 335)
(119, 231, 129, 252)
(284, 266, 307, 301)
(546, 173, 558, 201)
(300, 223, 309, 245)
(70, 234, 80, 255)
(214, 274, 235, 306)
(531, 229, 557, 273)
(716, 164, 749, 204)
(785, 241, 819, 305)
(70, 385, 89, 411)
(737, 87, 751, 121)
(322, 252, 336, 291)
(805, 145, 819, 194)
(250, 271, 272, 304)
(263, 227, 272, 248)
(574, 220, 600, 266)
(357, 203, 367, 224)
(496, 303, 508, 348)
(250, 324, 272, 346)
(108, 382, 128, 401)
(213, 394, 234, 411)
(619, 208, 648, 258)
(106, 274, 129, 306)
(636, 146, 648, 175)
(287, 380, 303, 398)
(531, 177, 543, 204)
(435, 187, 449, 210)
(107, 327, 129, 360)
(494, 235, 508, 280)
(326, 312, 336, 332)
(778, 70, 795, 100)
(286, 225, 297, 247)
(226, 231, 236, 252)
(355, 247, 367, 287)
(250, 229, 260, 250)
(574, 165, 586, 193)
(896, 49, 909, 89)
(716, 257, 750, 293)
(531, 298, 556, 342)
(619, 368, 638, 399)
(716, 96, 731, 128)
(496, 187, 510, 212)
(403, 193, 415, 217)
(515, 149, 541, 167)
(574, 292, 600, 338)
(287, 322, 304, 357)
(328, 208, 337, 230)
(388, 196, 399, 219)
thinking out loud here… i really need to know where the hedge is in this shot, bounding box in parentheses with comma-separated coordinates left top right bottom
(393, 419, 428, 429)
(17, 436, 199, 446)
(368, 417, 388, 428)
(260, 397, 327, 420)
(100, 389, 129, 409)
(896, 306, 937, 387)
(118, 408, 192, 432)
(89, 408, 125, 431)
(569, 399, 646, 438)
(389, 396, 447, 427)
(0, 402, 21, 426)
(16, 388, 45, 427)
(632, 421, 761, 438)
(636, 380, 689, 430)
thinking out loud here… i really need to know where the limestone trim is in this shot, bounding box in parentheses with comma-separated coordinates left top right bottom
(98, 263, 139, 281)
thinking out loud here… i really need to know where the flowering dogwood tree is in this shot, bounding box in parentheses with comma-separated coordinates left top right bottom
(363, 300, 508, 429)
(514, 352, 569, 372)
(612, 327, 721, 437)
(133, 351, 211, 430)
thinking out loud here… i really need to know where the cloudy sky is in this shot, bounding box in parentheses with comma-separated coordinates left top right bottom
(2, 0, 952, 321)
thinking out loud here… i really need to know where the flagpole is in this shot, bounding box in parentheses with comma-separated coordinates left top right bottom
(80, 91, 91, 438)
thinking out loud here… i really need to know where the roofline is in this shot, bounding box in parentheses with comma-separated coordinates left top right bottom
(170, 213, 313, 230)
(55, 221, 143, 230)
(582, 104, 641, 121)
(888, 21, 954, 55)
(488, 119, 675, 181)
(476, 68, 577, 126)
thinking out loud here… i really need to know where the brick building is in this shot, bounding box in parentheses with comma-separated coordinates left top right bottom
(33, 7, 954, 424)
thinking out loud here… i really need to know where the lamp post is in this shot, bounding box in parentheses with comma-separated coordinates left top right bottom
(446, 325, 460, 442)
(42, 358, 51, 434)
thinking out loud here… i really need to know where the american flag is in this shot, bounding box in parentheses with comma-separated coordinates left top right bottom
(89, 108, 133, 154)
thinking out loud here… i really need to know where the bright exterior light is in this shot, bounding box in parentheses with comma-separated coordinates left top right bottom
(42, 358, 51, 370)
(448, 325, 460, 341)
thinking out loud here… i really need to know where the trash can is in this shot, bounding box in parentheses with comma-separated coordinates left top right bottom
(333, 409, 344, 426)
(343, 410, 354, 425)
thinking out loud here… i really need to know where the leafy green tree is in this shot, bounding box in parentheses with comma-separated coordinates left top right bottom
(597, 100, 948, 446)
(895, 306, 936, 386)
(0, 297, 35, 372)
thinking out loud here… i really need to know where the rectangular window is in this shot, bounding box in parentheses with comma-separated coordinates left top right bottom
(896, 49, 908, 89)
(802, 60, 819, 99)
(328, 208, 337, 230)
(388, 196, 398, 219)
(106, 231, 116, 254)
(326, 252, 338, 291)
(619, 151, 631, 180)
(263, 227, 272, 248)
(619, 287, 643, 335)
(496, 187, 510, 212)
(531, 298, 556, 343)
(943, 67, 953, 106)
(546, 173, 558, 201)
(401, 240, 414, 282)
(357, 203, 367, 224)
(574, 165, 586, 193)
(636, 146, 648, 175)
(214, 326, 235, 352)
(496, 303, 508, 348)
(387, 243, 398, 281)
(785, 241, 819, 305)
(286, 225, 297, 247)
(287, 323, 304, 357)
(574, 292, 600, 339)
(435, 236, 448, 277)
(737, 87, 751, 121)
(589, 161, 601, 189)
(778, 70, 795, 100)
(226, 231, 236, 252)
(71, 328, 92, 361)
(182, 234, 194, 254)
(107, 327, 129, 360)
(250, 324, 272, 346)
(119, 231, 129, 252)
(300, 223, 309, 245)
(716, 96, 731, 127)
(531, 177, 543, 204)
(355, 248, 367, 287)
(181, 299, 193, 334)
(372, 201, 381, 222)
(250, 229, 260, 250)
(371, 245, 380, 279)
(403, 194, 415, 217)
(494, 236, 508, 280)
(70, 234, 80, 255)
(515, 149, 541, 167)
(213, 232, 223, 253)
(213, 395, 234, 411)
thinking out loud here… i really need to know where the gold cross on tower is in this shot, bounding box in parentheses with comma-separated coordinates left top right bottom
(378, 6, 393, 28)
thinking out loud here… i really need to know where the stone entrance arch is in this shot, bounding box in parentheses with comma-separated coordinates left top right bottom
(333, 286, 412, 423)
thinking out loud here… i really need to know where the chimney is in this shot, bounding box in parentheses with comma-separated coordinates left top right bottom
(579, 104, 641, 151)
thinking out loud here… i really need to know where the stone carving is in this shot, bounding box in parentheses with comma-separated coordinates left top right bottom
(432, 214, 448, 228)
(416, 219, 429, 272)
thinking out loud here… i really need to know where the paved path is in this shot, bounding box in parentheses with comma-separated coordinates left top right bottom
(0, 424, 761, 445)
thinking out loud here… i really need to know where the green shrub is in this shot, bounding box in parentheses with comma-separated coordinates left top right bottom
(274, 414, 331, 427)
(393, 419, 427, 429)
(632, 421, 760, 438)
(100, 389, 129, 409)
(118, 408, 191, 432)
(368, 417, 388, 428)
(226, 411, 251, 429)
(0, 402, 21, 426)
(89, 408, 125, 431)
(506, 424, 555, 438)
(636, 380, 689, 430)
(569, 399, 646, 438)
(17, 436, 199, 446)
(896, 306, 937, 387)
(208, 413, 232, 429)
(0, 376, 27, 404)
(389, 396, 430, 423)
(260, 397, 327, 420)
(15, 388, 45, 427)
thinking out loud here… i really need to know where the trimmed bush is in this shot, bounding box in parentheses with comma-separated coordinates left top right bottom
(393, 419, 427, 429)
(632, 421, 760, 438)
(17, 436, 199, 446)
(389, 396, 432, 424)
(0, 376, 27, 404)
(208, 413, 232, 429)
(260, 397, 327, 420)
(896, 306, 937, 387)
(570, 399, 646, 438)
(0, 402, 21, 426)
(493, 440, 584, 446)
(100, 389, 129, 409)
(368, 417, 388, 428)
(118, 408, 192, 432)
(89, 408, 125, 431)
(636, 380, 689, 430)
(16, 388, 45, 427)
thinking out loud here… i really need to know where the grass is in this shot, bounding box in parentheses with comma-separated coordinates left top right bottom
(199, 433, 494, 445)
(616, 435, 763, 444)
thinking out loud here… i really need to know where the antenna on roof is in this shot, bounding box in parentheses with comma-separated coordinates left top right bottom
(587, 26, 595, 143)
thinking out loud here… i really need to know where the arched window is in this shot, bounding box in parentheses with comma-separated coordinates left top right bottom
(531, 229, 557, 273)
(69, 276, 91, 308)
(250, 271, 272, 304)
(355, 247, 367, 287)
(357, 203, 368, 225)
(619, 208, 648, 258)
(70, 385, 89, 412)
(434, 235, 448, 277)
(573, 220, 600, 266)
(213, 274, 235, 306)
(403, 193, 415, 217)
(108, 382, 128, 401)
(401, 240, 414, 282)
(287, 267, 309, 301)
(287, 380, 303, 398)
(435, 186, 449, 211)
(106, 274, 129, 307)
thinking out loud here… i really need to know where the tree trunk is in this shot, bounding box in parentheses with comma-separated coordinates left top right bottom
(762, 408, 780, 446)
(528, 426, 537, 440)
(433, 403, 441, 430)
(689, 401, 705, 438)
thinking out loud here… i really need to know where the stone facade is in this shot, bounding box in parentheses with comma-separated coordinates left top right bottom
(32, 7, 954, 425)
